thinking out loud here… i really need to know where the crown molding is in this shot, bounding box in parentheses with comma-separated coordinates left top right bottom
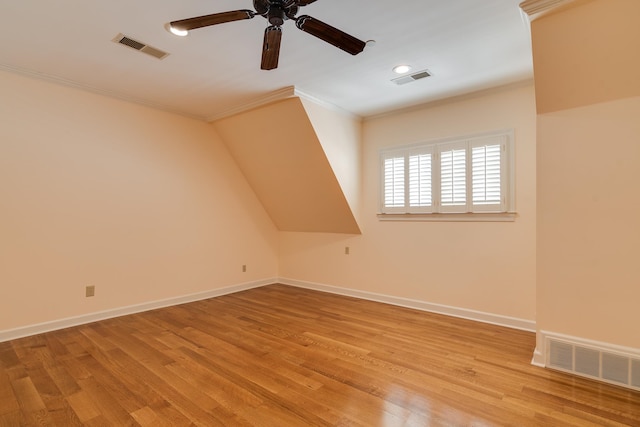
(0, 63, 207, 121)
(1, 61, 358, 124)
(0, 63, 355, 123)
(294, 88, 362, 121)
(519, 0, 578, 21)
(364, 78, 535, 122)
(206, 85, 360, 122)
(205, 86, 298, 122)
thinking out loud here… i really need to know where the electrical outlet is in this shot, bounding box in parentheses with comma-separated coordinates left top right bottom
(85, 285, 95, 297)
(345, 246, 350, 255)
(242, 264, 247, 272)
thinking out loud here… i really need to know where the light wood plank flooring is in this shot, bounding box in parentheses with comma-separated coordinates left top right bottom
(1, 284, 639, 426)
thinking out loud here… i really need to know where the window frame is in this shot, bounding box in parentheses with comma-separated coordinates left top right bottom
(379, 129, 515, 221)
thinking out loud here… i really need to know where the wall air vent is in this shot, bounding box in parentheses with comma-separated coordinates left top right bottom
(547, 337, 640, 391)
(392, 69, 432, 86)
(112, 33, 169, 60)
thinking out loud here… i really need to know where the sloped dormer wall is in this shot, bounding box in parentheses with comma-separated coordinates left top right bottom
(213, 97, 361, 234)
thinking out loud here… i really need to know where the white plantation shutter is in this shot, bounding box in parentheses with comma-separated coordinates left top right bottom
(440, 144, 467, 212)
(384, 156, 405, 209)
(408, 151, 433, 211)
(379, 130, 513, 216)
(471, 136, 506, 212)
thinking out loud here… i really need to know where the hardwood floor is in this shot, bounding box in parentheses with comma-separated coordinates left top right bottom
(1, 284, 639, 426)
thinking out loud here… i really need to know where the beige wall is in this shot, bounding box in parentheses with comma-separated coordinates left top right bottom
(213, 98, 360, 234)
(531, 0, 640, 114)
(532, 0, 640, 348)
(537, 97, 640, 347)
(280, 83, 537, 321)
(0, 70, 279, 331)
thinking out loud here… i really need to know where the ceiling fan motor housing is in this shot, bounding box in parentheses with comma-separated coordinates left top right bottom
(268, 5, 286, 26)
(255, 0, 300, 26)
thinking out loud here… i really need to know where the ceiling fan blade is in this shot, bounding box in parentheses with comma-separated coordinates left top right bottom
(170, 10, 254, 32)
(261, 26, 283, 70)
(295, 15, 365, 55)
(296, 0, 319, 6)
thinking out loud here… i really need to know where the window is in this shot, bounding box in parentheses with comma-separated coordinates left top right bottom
(380, 130, 514, 217)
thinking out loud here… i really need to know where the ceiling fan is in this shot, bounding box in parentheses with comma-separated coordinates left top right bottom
(169, 0, 366, 70)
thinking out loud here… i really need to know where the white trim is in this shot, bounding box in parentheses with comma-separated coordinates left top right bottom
(206, 86, 361, 122)
(519, 0, 577, 21)
(364, 79, 535, 122)
(294, 88, 362, 122)
(377, 212, 517, 222)
(0, 278, 277, 343)
(279, 278, 536, 332)
(1, 277, 536, 343)
(531, 347, 546, 367)
(206, 86, 297, 122)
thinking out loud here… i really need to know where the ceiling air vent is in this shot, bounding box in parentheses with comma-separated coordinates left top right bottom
(392, 69, 432, 86)
(112, 33, 169, 60)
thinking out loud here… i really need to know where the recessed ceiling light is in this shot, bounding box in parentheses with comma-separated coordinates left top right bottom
(165, 23, 188, 37)
(393, 65, 412, 74)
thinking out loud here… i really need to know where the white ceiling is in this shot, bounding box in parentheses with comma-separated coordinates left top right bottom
(0, 0, 533, 121)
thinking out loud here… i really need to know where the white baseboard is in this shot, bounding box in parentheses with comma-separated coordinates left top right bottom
(1, 277, 537, 343)
(0, 278, 277, 343)
(8, 276, 639, 390)
(531, 347, 545, 367)
(278, 277, 536, 332)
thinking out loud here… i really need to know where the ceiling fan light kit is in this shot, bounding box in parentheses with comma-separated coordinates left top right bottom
(168, 0, 366, 70)
(168, 25, 189, 37)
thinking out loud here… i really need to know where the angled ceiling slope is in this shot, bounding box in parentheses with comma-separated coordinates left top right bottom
(213, 97, 361, 234)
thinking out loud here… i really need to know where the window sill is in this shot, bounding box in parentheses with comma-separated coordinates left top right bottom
(377, 212, 517, 222)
